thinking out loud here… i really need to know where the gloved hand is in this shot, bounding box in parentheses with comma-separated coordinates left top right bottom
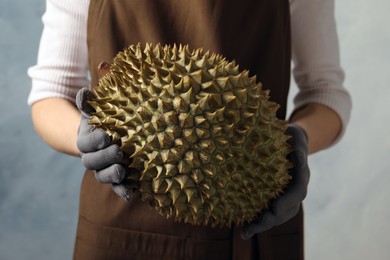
(76, 88, 132, 200)
(241, 123, 310, 239)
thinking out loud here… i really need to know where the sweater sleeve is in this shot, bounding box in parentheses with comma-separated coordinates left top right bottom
(27, 0, 90, 105)
(290, 0, 352, 142)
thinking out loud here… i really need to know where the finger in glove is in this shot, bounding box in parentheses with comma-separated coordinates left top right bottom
(76, 88, 96, 117)
(77, 119, 111, 152)
(81, 144, 123, 170)
(112, 183, 133, 201)
(94, 164, 127, 184)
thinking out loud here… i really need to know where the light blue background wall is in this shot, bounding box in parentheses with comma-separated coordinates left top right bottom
(0, 1, 83, 258)
(0, 0, 389, 259)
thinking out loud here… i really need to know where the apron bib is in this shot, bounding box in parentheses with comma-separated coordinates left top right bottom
(74, 1, 303, 259)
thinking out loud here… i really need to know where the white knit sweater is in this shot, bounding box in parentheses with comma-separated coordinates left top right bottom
(28, 0, 352, 138)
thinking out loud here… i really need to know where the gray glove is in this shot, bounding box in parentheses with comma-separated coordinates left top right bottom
(76, 88, 132, 200)
(241, 123, 310, 239)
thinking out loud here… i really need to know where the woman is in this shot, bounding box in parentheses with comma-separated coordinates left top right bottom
(28, 0, 351, 259)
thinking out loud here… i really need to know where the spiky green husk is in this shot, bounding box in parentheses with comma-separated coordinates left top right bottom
(88, 43, 292, 227)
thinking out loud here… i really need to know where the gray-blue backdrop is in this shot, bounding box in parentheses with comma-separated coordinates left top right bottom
(1, 0, 390, 259)
(0, 1, 83, 259)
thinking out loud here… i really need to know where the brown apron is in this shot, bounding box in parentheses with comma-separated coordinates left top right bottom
(74, 0, 304, 259)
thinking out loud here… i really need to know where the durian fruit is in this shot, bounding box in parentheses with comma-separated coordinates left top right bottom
(88, 43, 292, 227)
